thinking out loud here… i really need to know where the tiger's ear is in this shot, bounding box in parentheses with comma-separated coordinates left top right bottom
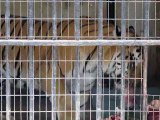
(116, 25, 121, 36)
(127, 26, 135, 33)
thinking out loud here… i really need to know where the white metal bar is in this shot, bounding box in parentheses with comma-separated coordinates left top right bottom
(1, 17, 160, 21)
(0, 1, 157, 3)
(96, 0, 103, 120)
(5, 0, 11, 120)
(74, 0, 81, 120)
(28, 0, 34, 120)
(0, 39, 159, 46)
(51, 0, 57, 120)
(142, 0, 150, 119)
(120, 0, 128, 119)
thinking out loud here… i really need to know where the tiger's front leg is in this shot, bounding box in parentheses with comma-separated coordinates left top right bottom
(38, 62, 75, 120)
(42, 79, 75, 120)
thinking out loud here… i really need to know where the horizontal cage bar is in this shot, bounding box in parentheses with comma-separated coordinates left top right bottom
(0, 39, 159, 46)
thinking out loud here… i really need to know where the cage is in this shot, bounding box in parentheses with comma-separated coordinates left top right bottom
(0, 0, 159, 120)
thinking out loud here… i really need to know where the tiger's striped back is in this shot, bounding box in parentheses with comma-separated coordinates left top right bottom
(1, 16, 52, 39)
(0, 15, 119, 40)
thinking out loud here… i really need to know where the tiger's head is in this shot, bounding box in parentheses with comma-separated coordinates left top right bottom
(115, 25, 140, 38)
(103, 25, 142, 89)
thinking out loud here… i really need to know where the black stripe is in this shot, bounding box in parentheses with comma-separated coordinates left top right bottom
(10, 19, 14, 25)
(1, 15, 5, 18)
(2, 47, 6, 60)
(112, 62, 116, 68)
(83, 47, 97, 73)
(56, 21, 63, 36)
(116, 53, 121, 58)
(45, 23, 52, 39)
(1, 20, 5, 29)
(10, 14, 27, 19)
(125, 55, 128, 59)
(136, 47, 141, 52)
(16, 66, 21, 78)
(34, 20, 40, 37)
(130, 53, 133, 60)
(116, 25, 121, 36)
(57, 62, 65, 77)
(117, 62, 121, 65)
(35, 20, 39, 24)
(59, 20, 74, 37)
(36, 21, 45, 36)
(1, 20, 13, 35)
(16, 20, 27, 37)
(72, 65, 74, 80)
(138, 53, 141, 58)
(15, 48, 20, 68)
(57, 21, 62, 29)
(10, 21, 19, 36)
(11, 46, 14, 50)
(80, 103, 85, 108)
(80, 21, 96, 29)
(56, 113, 58, 120)
(3, 63, 6, 71)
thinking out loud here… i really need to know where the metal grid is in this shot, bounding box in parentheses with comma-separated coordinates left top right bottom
(0, 0, 159, 120)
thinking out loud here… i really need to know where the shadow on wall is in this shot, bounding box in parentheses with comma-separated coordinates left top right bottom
(148, 2, 160, 86)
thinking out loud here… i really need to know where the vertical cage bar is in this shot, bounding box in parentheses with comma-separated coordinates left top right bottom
(96, 0, 103, 120)
(5, 0, 11, 120)
(28, 0, 34, 120)
(120, 0, 127, 119)
(74, 0, 80, 120)
(142, 0, 150, 119)
(108, 0, 115, 23)
(51, 0, 57, 120)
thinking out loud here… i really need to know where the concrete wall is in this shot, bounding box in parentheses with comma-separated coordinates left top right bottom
(0, 0, 107, 19)
(116, 1, 156, 36)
